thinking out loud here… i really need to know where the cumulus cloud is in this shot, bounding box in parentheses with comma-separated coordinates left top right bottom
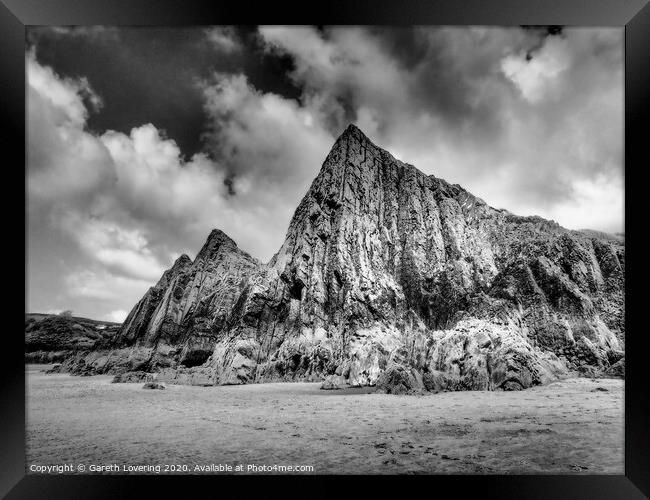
(260, 26, 409, 133)
(27, 49, 333, 318)
(200, 72, 333, 203)
(59, 213, 165, 281)
(205, 27, 240, 53)
(65, 269, 153, 301)
(105, 310, 128, 323)
(257, 26, 623, 232)
(27, 50, 113, 207)
(501, 35, 571, 103)
(27, 50, 222, 314)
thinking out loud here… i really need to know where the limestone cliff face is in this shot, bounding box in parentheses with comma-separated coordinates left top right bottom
(198, 125, 624, 389)
(115, 229, 260, 368)
(117, 253, 193, 345)
(95, 124, 624, 390)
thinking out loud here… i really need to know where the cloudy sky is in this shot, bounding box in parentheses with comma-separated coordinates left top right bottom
(26, 26, 623, 322)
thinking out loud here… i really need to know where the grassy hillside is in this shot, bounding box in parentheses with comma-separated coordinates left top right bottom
(25, 313, 121, 362)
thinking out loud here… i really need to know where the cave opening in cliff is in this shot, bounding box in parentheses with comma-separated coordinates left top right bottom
(289, 278, 305, 300)
(180, 349, 212, 368)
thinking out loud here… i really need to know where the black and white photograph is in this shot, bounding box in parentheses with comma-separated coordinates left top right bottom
(24, 23, 627, 476)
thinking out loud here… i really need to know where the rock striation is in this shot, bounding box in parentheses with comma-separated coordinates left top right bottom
(56, 124, 625, 390)
(114, 229, 261, 369)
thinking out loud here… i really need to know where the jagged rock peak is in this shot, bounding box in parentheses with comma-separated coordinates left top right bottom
(324, 123, 421, 181)
(329, 124, 495, 215)
(207, 228, 237, 245)
(333, 123, 381, 156)
(174, 254, 192, 267)
(112, 226, 262, 356)
(156, 253, 193, 288)
(338, 122, 366, 141)
(195, 228, 247, 262)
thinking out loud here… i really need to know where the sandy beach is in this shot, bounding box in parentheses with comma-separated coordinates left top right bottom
(26, 365, 624, 475)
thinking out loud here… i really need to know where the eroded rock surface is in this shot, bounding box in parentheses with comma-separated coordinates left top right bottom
(111, 371, 154, 384)
(54, 125, 625, 391)
(110, 230, 261, 370)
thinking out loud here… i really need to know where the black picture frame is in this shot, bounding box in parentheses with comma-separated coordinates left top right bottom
(3, 0, 648, 498)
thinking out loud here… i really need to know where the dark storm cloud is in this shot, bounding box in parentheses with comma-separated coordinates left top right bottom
(304, 27, 564, 151)
(291, 27, 513, 140)
(26, 26, 300, 160)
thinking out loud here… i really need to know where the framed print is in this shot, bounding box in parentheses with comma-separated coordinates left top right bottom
(3, 0, 649, 498)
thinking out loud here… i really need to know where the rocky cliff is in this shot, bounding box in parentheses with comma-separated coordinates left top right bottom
(58, 124, 625, 390)
(115, 229, 260, 368)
